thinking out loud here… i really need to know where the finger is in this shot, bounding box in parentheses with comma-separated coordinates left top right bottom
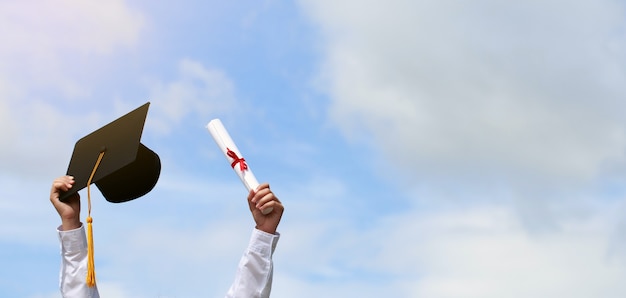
(247, 189, 257, 212)
(258, 197, 283, 210)
(252, 186, 271, 204)
(252, 183, 270, 199)
(258, 182, 270, 190)
(254, 193, 276, 214)
(51, 181, 69, 195)
(247, 188, 255, 202)
(52, 176, 75, 191)
(258, 199, 279, 211)
(259, 199, 285, 215)
(50, 177, 76, 205)
(250, 183, 275, 214)
(253, 189, 273, 207)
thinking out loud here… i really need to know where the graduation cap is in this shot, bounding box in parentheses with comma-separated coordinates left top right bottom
(58, 102, 161, 287)
(60, 102, 161, 203)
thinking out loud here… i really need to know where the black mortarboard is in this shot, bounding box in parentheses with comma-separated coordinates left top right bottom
(59, 102, 161, 203)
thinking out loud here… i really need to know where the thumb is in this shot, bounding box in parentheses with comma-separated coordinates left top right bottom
(247, 189, 257, 212)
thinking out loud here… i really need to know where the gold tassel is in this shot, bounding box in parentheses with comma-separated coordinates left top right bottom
(85, 150, 105, 287)
(86, 216, 96, 287)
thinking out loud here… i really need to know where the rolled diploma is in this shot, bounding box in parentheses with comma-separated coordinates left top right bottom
(206, 119, 272, 214)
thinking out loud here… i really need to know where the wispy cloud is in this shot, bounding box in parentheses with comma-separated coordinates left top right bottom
(0, 0, 147, 178)
(297, 0, 626, 296)
(301, 0, 626, 204)
(146, 59, 238, 135)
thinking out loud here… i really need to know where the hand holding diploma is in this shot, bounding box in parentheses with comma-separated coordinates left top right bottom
(206, 119, 273, 215)
(247, 183, 283, 234)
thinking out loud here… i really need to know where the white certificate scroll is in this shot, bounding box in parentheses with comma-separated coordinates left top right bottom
(207, 119, 272, 214)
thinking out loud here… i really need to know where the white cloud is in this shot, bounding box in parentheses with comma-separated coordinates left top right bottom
(0, 99, 103, 180)
(0, 0, 146, 178)
(0, 79, 18, 148)
(97, 282, 139, 298)
(147, 59, 238, 135)
(272, 201, 626, 298)
(296, 1, 626, 296)
(391, 205, 626, 298)
(0, 0, 143, 56)
(0, 0, 144, 99)
(301, 0, 626, 187)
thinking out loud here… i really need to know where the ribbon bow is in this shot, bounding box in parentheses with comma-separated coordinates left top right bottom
(227, 148, 248, 171)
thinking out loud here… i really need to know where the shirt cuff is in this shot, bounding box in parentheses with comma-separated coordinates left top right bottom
(57, 223, 87, 254)
(250, 228, 280, 256)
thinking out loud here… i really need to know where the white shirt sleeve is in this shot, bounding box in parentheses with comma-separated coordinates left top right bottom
(225, 229, 280, 298)
(57, 224, 100, 298)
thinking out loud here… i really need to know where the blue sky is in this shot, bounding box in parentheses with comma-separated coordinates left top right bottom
(2, 0, 626, 297)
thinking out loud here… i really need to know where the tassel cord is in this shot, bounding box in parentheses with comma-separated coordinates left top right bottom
(85, 150, 105, 287)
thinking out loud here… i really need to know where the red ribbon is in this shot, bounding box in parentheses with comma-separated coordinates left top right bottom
(227, 148, 248, 171)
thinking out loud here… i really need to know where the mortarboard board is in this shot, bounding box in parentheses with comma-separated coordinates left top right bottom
(59, 102, 161, 203)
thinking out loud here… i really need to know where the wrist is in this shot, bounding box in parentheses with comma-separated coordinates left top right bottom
(60, 218, 81, 231)
(256, 225, 277, 235)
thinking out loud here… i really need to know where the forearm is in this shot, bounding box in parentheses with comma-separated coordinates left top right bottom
(58, 224, 100, 298)
(225, 229, 280, 298)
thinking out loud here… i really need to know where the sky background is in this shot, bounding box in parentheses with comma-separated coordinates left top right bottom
(2, 0, 626, 297)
